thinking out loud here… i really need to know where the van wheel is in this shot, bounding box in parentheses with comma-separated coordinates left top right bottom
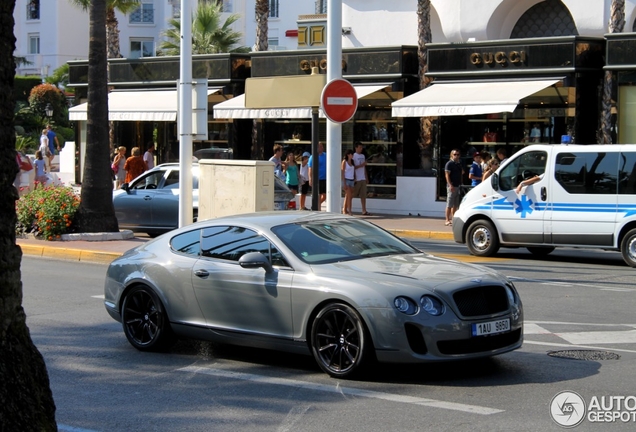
(527, 246, 555, 256)
(620, 229, 636, 268)
(466, 220, 500, 257)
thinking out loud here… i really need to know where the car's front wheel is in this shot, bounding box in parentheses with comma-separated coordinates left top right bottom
(121, 285, 175, 351)
(621, 228, 636, 268)
(310, 303, 371, 378)
(466, 219, 500, 256)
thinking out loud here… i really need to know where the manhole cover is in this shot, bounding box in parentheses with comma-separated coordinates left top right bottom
(548, 350, 620, 361)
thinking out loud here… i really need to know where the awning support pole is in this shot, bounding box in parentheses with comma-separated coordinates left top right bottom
(311, 107, 320, 211)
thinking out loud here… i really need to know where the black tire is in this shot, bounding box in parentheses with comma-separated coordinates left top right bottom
(527, 246, 555, 256)
(466, 219, 500, 257)
(310, 303, 371, 378)
(121, 285, 175, 351)
(620, 228, 636, 268)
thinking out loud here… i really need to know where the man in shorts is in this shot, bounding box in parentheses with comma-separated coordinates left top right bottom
(445, 149, 464, 225)
(352, 142, 371, 215)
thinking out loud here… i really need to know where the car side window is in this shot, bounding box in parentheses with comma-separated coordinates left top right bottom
(555, 151, 618, 194)
(170, 229, 201, 256)
(131, 171, 164, 190)
(201, 226, 288, 267)
(163, 170, 180, 189)
(619, 152, 636, 195)
(499, 151, 547, 191)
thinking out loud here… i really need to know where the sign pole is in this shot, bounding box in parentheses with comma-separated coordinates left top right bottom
(311, 107, 320, 210)
(178, 0, 193, 228)
(326, 0, 342, 213)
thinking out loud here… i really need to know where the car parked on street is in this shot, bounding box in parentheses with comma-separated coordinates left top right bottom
(104, 212, 523, 378)
(113, 163, 294, 236)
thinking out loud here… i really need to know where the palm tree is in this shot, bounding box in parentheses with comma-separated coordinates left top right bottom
(159, 1, 247, 55)
(601, 0, 625, 144)
(417, 0, 433, 169)
(0, 0, 56, 428)
(70, 0, 141, 60)
(252, 0, 270, 160)
(74, 0, 120, 234)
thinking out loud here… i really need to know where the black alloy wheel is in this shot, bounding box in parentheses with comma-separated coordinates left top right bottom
(311, 303, 370, 378)
(121, 285, 174, 351)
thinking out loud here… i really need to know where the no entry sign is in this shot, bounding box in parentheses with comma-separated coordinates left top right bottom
(320, 78, 357, 123)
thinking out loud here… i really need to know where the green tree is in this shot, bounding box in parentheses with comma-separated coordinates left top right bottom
(601, 0, 625, 144)
(28, 83, 67, 125)
(159, 1, 247, 55)
(417, 0, 433, 170)
(74, 0, 120, 234)
(45, 63, 70, 89)
(0, 1, 57, 429)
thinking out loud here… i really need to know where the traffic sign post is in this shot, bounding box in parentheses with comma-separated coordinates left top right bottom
(320, 78, 358, 123)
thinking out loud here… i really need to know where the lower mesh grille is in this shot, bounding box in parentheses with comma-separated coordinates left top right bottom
(452, 285, 509, 317)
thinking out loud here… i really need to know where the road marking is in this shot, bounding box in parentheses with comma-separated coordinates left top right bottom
(510, 277, 636, 292)
(178, 366, 503, 415)
(556, 330, 636, 345)
(524, 321, 636, 352)
(91, 295, 105, 299)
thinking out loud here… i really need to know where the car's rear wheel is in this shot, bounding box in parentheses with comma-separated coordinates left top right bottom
(121, 285, 175, 351)
(526, 246, 555, 256)
(620, 228, 636, 268)
(466, 219, 500, 256)
(310, 303, 371, 378)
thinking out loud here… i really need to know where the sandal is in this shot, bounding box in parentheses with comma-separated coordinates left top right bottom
(362, 212, 372, 216)
(445, 221, 452, 226)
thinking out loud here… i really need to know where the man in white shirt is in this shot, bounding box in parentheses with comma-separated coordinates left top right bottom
(143, 143, 155, 170)
(352, 142, 370, 215)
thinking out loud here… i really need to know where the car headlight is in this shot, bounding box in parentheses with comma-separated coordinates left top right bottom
(420, 295, 445, 316)
(394, 296, 418, 315)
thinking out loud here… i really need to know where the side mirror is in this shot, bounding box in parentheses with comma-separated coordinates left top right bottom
(491, 173, 499, 191)
(239, 252, 273, 273)
(121, 183, 130, 193)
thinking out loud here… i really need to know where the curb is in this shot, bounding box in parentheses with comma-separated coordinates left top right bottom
(387, 229, 454, 241)
(20, 244, 121, 265)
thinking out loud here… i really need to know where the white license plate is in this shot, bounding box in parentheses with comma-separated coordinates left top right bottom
(472, 318, 510, 336)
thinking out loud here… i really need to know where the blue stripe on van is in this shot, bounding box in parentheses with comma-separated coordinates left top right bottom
(472, 197, 636, 218)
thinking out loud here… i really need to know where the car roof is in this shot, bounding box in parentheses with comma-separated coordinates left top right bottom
(189, 211, 351, 230)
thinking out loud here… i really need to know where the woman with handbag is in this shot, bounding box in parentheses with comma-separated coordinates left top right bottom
(112, 146, 127, 190)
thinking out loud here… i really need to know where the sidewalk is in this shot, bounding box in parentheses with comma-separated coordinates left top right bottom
(17, 213, 454, 264)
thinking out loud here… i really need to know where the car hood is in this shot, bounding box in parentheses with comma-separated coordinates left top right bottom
(321, 253, 505, 290)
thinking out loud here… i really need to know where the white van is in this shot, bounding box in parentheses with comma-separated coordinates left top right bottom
(452, 144, 636, 267)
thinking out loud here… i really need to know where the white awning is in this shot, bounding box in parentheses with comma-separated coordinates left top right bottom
(391, 79, 560, 117)
(69, 88, 223, 121)
(213, 84, 390, 119)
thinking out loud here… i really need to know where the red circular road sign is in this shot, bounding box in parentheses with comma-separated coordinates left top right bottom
(320, 78, 358, 123)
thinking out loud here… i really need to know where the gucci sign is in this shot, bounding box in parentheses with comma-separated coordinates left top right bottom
(300, 59, 347, 72)
(470, 50, 527, 66)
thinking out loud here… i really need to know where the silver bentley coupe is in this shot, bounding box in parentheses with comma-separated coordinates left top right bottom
(104, 212, 523, 378)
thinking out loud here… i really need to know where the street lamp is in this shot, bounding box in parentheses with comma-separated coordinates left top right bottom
(45, 103, 53, 119)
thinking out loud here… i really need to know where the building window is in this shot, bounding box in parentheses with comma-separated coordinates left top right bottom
(28, 34, 40, 54)
(217, 0, 233, 13)
(269, 0, 279, 18)
(27, 0, 40, 20)
(268, 38, 279, 49)
(129, 2, 154, 24)
(130, 39, 155, 58)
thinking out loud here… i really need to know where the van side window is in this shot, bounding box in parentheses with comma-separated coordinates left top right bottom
(618, 152, 636, 195)
(499, 151, 547, 191)
(555, 152, 618, 194)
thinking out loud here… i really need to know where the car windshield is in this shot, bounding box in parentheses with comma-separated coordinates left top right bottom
(272, 218, 419, 264)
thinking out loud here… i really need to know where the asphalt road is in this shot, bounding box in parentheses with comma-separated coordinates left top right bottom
(20, 248, 636, 432)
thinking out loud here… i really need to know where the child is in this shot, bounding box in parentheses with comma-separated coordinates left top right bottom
(283, 151, 300, 195)
(33, 150, 48, 185)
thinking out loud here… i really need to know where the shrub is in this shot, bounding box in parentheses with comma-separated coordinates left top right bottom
(16, 185, 81, 240)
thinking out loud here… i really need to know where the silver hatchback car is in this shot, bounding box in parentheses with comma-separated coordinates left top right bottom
(113, 163, 294, 236)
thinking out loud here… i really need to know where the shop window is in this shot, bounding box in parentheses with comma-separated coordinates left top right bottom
(618, 86, 636, 144)
(129, 2, 154, 24)
(27, 0, 40, 20)
(130, 39, 155, 59)
(28, 34, 40, 55)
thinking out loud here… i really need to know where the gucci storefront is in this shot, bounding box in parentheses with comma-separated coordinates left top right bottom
(605, 33, 636, 144)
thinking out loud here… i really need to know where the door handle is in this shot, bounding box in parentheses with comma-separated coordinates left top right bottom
(194, 269, 209, 278)
(541, 187, 547, 201)
(143, 195, 152, 200)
